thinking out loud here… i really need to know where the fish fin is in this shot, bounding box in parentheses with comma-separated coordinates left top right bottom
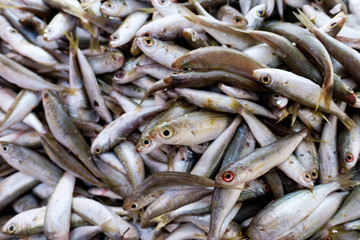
(339, 112, 356, 130)
(98, 79, 112, 95)
(130, 37, 142, 56)
(313, 110, 330, 124)
(152, 213, 172, 231)
(138, 7, 156, 13)
(80, 0, 100, 10)
(276, 108, 290, 123)
(288, 103, 300, 126)
(181, 7, 201, 23)
(316, 84, 333, 111)
(293, 9, 317, 32)
(64, 32, 79, 54)
(81, 19, 96, 37)
(90, 34, 100, 53)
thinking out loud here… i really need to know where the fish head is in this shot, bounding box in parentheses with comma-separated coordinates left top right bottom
(2, 26, 22, 43)
(214, 167, 242, 187)
(0, 141, 16, 159)
(100, 1, 120, 16)
(340, 151, 357, 171)
(171, 55, 192, 71)
(110, 52, 124, 67)
(150, 121, 178, 144)
(253, 69, 276, 88)
(43, 26, 59, 42)
(2, 221, 19, 235)
(136, 36, 157, 54)
(136, 136, 154, 154)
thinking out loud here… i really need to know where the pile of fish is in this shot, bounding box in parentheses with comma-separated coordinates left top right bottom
(1, 0, 360, 239)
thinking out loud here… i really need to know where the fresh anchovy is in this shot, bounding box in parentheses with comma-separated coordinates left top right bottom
(216, 128, 310, 188)
(110, 11, 149, 48)
(136, 36, 189, 69)
(0, 90, 41, 132)
(149, 110, 233, 146)
(44, 172, 75, 240)
(0, 142, 63, 186)
(42, 90, 102, 178)
(43, 12, 76, 41)
(123, 172, 216, 211)
(172, 46, 267, 80)
(136, 14, 204, 41)
(72, 197, 139, 239)
(0, 172, 39, 211)
(90, 104, 167, 154)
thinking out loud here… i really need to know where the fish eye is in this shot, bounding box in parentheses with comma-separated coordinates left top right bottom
(263, 183, 270, 192)
(9, 28, 17, 34)
(260, 75, 271, 85)
(160, 126, 174, 139)
(345, 152, 354, 162)
(7, 224, 16, 234)
(158, 0, 167, 4)
(144, 37, 154, 47)
(43, 92, 49, 99)
(44, 27, 53, 34)
(315, 0, 323, 3)
(142, 138, 151, 147)
(329, 21, 338, 28)
(1, 144, 9, 152)
(94, 147, 102, 154)
(311, 169, 318, 179)
(181, 65, 192, 71)
(130, 203, 137, 209)
(222, 171, 235, 182)
(273, 94, 280, 99)
(110, 34, 118, 41)
(305, 172, 312, 181)
(105, 1, 114, 8)
(115, 69, 125, 79)
(257, 9, 266, 17)
(347, 87, 353, 93)
(111, 54, 119, 62)
(233, 16, 242, 24)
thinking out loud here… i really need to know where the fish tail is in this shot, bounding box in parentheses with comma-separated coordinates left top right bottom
(152, 213, 172, 231)
(336, 170, 360, 189)
(82, 20, 96, 37)
(90, 34, 100, 53)
(316, 85, 333, 111)
(98, 79, 111, 95)
(138, 7, 156, 13)
(227, 95, 244, 115)
(293, 9, 316, 32)
(339, 112, 356, 130)
(62, 87, 78, 96)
